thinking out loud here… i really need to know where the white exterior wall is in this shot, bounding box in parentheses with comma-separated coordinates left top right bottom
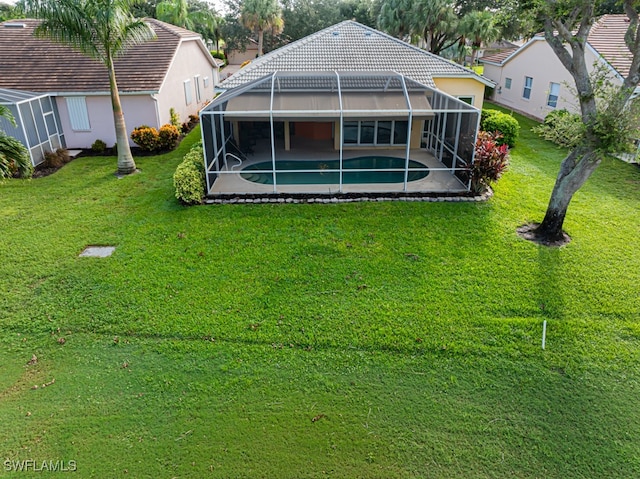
(156, 40, 218, 127)
(484, 38, 615, 120)
(55, 94, 158, 148)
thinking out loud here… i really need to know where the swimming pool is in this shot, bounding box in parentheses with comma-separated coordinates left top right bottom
(240, 157, 429, 185)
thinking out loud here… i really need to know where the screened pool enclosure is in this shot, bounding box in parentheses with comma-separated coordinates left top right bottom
(0, 89, 64, 166)
(200, 71, 480, 196)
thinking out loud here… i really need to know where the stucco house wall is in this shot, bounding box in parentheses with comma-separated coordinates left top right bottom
(227, 42, 259, 65)
(433, 77, 487, 110)
(156, 40, 219, 127)
(55, 94, 158, 148)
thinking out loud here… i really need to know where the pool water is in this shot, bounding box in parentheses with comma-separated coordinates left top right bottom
(240, 157, 429, 185)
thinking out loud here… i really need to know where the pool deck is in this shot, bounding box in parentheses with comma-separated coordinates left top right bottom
(208, 138, 468, 195)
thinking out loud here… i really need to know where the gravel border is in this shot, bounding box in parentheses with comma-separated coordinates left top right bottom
(204, 188, 493, 204)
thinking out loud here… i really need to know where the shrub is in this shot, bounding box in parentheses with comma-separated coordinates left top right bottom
(470, 131, 510, 193)
(43, 150, 64, 169)
(158, 124, 180, 151)
(169, 108, 182, 133)
(92, 139, 107, 154)
(533, 109, 584, 149)
(56, 148, 71, 164)
(210, 50, 227, 65)
(0, 134, 32, 179)
(188, 114, 199, 125)
(173, 145, 205, 205)
(130, 126, 160, 151)
(480, 109, 520, 148)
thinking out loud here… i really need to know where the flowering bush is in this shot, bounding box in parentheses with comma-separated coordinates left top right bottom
(130, 126, 160, 151)
(470, 131, 510, 193)
(158, 124, 180, 150)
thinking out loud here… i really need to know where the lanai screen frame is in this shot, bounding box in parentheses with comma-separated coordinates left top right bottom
(200, 71, 480, 195)
(0, 88, 65, 166)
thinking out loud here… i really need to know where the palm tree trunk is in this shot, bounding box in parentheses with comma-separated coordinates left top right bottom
(534, 149, 600, 242)
(107, 53, 136, 175)
(257, 29, 264, 56)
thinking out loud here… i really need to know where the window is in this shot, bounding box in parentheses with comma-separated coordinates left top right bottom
(505, 78, 512, 89)
(343, 121, 358, 144)
(360, 121, 375, 144)
(184, 79, 193, 105)
(523, 76, 533, 100)
(377, 121, 392, 144)
(342, 120, 408, 146)
(194, 75, 202, 103)
(457, 96, 474, 105)
(65, 97, 90, 131)
(393, 121, 408, 144)
(203, 76, 210, 88)
(547, 82, 560, 108)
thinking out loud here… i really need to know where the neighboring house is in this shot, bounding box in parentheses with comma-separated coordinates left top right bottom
(481, 14, 639, 120)
(201, 21, 494, 197)
(0, 18, 222, 164)
(226, 38, 260, 65)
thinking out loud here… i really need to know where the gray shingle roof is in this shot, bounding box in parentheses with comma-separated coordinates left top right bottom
(220, 20, 492, 89)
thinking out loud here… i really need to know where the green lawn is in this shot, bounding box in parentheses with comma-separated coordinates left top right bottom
(1, 113, 639, 478)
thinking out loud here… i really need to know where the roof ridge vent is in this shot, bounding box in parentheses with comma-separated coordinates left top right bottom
(4, 22, 26, 28)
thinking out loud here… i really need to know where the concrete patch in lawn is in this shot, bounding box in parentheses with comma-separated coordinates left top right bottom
(79, 246, 116, 258)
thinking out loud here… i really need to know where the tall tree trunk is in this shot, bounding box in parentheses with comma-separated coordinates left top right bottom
(257, 28, 264, 56)
(534, 149, 601, 242)
(107, 53, 136, 175)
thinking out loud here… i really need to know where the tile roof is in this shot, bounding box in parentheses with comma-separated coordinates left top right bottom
(588, 14, 633, 77)
(479, 47, 518, 65)
(480, 15, 634, 78)
(220, 20, 492, 89)
(0, 18, 217, 93)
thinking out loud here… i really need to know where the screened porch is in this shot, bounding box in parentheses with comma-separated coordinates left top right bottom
(200, 71, 480, 196)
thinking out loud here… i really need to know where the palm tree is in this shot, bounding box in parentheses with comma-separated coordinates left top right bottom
(412, 0, 461, 55)
(24, 0, 156, 175)
(240, 0, 283, 56)
(156, 0, 190, 28)
(377, 0, 413, 40)
(459, 10, 500, 66)
(0, 105, 31, 179)
(156, 0, 223, 50)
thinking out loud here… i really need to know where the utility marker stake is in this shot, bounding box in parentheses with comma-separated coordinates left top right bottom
(542, 320, 547, 350)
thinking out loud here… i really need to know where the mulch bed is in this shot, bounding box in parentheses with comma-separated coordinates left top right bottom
(32, 120, 199, 179)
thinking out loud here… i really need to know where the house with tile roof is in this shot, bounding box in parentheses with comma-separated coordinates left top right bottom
(219, 20, 493, 109)
(480, 14, 639, 120)
(200, 21, 493, 197)
(0, 18, 222, 157)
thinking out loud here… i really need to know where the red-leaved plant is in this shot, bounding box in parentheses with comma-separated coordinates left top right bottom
(470, 131, 510, 193)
